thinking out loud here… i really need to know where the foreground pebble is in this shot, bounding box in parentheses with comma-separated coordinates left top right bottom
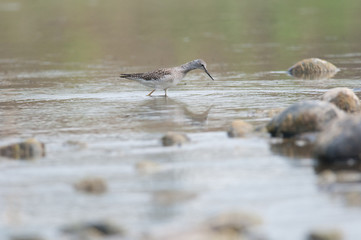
(0, 138, 45, 160)
(267, 100, 344, 138)
(227, 120, 254, 138)
(162, 132, 190, 146)
(151, 210, 264, 240)
(62, 221, 124, 238)
(315, 115, 361, 163)
(74, 177, 107, 194)
(288, 58, 339, 79)
(321, 87, 360, 113)
(307, 228, 343, 240)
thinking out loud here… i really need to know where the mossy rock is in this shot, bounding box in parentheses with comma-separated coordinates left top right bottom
(321, 87, 360, 113)
(288, 58, 339, 79)
(315, 115, 361, 162)
(267, 100, 344, 138)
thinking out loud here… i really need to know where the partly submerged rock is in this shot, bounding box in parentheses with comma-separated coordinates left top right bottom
(227, 120, 254, 138)
(314, 115, 361, 163)
(321, 87, 360, 113)
(267, 100, 344, 138)
(161, 132, 190, 146)
(288, 58, 339, 79)
(0, 138, 45, 160)
(74, 177, 107, 195)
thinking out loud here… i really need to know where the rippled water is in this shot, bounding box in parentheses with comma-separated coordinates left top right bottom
(1, 1, 361, 240)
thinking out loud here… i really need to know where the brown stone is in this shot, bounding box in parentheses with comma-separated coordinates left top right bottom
(227, 120, 254, 138)
(288, 58, 339, 79)
(321, 87, 360, 113)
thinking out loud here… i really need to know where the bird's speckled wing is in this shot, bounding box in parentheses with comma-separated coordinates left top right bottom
(120, 68, 172, 81)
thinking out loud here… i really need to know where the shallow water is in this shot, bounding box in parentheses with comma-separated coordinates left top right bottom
(1, 1, 361, 240)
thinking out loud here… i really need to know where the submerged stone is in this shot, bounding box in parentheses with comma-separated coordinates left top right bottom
(0, 138, 45, 160)
(288, 58, 339, 79)
(321, 87, 360, 113)
(62, 221, 124, 237)
(227, 120, 254, 138)
(315, 115, 361, 163)
(74, 177, 107, 194)
(267, 100, 344, 138)
(307, 228, 343, 240)
(161, 132, 190, 146)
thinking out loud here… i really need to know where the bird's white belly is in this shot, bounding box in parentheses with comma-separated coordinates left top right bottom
(139, 75, 183, 90)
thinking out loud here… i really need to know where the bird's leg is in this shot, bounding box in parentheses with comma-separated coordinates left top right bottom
(164, 89, 168, 97)
(147, 89, 155, 96)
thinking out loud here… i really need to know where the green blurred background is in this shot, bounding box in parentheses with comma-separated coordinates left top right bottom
(1, 0, 361, 71)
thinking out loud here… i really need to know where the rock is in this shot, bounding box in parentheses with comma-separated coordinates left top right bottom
(321, 87, 360, 113)
(135, 160, 161, 174)
(62, 221, 124, 238)
(161, 132, 190, 146)
(0, 138, 45, 160)
(307, 228, 343, 240)
(152, 190, 197, 205)
(74, 177, 107, 194)
(207, 211, 262, 233)
(267, 100, 344, 138)
(288, 58, 339, 79)
(315, 115, 361, 162)
(227, 120, 254, 138)
(149, 210, 265, 240)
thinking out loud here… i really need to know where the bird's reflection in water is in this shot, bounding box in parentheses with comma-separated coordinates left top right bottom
(135, 97, 213, 131)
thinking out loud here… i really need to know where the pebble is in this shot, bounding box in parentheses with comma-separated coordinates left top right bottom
(161, 132, 190, 146)
(227, 120, 254, 138)
(307, 228, 343, 240)
(74, 177, 107, 195)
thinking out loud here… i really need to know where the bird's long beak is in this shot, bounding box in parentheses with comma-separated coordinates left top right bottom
(203, 66, 214, 81)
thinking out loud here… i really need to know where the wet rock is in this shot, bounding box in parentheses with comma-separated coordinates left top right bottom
(307, 228, 343, 240)
(153, 190, 197, 205)
(267, 100, 344, 138)
(135, 160, 161, 174)
(74, 177, 107, 194)
(227, 120, 254, 138)
(315, 115, 361, 163)
(288, 58, 339, 79)
(0, 138, 45, 160)
(62, 221, 124, 238)
(161, 132, 190, 146)
(321, 87, 361, 113)
(207, 211, 262, 234)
